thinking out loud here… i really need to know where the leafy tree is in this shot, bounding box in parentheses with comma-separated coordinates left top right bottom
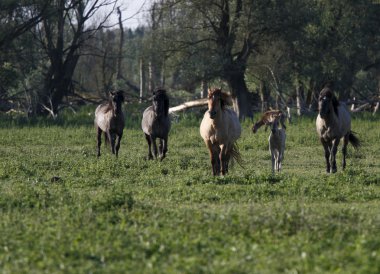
(149, 0, 306, 119)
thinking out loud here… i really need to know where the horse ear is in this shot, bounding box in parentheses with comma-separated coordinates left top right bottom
(221, 92, 233, 106)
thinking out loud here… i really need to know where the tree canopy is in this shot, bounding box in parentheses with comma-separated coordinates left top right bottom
(1, 0, 379, 116)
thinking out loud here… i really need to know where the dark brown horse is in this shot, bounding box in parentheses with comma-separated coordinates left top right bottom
(316, 87, 360, 173)
(141, 89, 171, 161)
(95, 90, 125, 157)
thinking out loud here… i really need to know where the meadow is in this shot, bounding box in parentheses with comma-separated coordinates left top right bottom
(0, 105, 379, 273)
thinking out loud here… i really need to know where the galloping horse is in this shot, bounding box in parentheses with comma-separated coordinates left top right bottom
(95, 90, 125, 157)
(141, 89, 171, 161)
(316, 87, 360, 173)
(200, 88, 242, 176)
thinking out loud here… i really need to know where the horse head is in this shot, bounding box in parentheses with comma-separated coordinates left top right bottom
(252, 110, 286, 133)
(318, 88, 339, 118)
(152, 89, 169, 117)
(207, 88, 232, 119)
(252, 122, 261, 133)
(109, 90, 124, 113)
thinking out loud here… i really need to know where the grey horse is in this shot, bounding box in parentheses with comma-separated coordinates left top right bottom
(141, 89, 171, 161)
(95, 90, 125, 157)
(316, 87, 360, 173)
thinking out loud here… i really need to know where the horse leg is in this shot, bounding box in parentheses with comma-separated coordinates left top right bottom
(206, 141, 216, 175)
(159, 139, 163, 157)
(97, 127, 102, 157)
(108, 132, 116, 155)
(342, 135, 349, 170)
(206, 141, 219, 176)
(330, 138, 340, 173)
(151, 136, 158, 159)
(270, 147, 275, 174)
(275, 151, 279, 172)
(215, 145, 221, 175)
(220, 145, 228, 175)
(145, 133, 153, 160)
(321, 139, 331, 173)
(224, 148, 231, 174)
(115, 132, 122, 157)
(278, 151, 283, 172)
(160, 137, 168, 161)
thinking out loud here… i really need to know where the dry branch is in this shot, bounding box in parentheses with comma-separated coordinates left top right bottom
(169, 98, 208, 114)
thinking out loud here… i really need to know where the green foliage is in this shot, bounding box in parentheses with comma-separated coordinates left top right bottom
(0, 108, 379, 273)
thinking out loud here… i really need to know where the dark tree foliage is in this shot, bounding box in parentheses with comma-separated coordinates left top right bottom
(1, 0, 379, 116)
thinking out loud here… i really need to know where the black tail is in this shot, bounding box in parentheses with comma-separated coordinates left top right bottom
(348, 131, 360, 150)
(230, 143, 244, 168)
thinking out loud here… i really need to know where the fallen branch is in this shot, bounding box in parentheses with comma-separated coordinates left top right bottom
(169, 98, 208, 114)
(351, 103, 371, 112)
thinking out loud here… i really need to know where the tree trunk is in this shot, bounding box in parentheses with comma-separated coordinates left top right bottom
(139, 58, 145, 103)
(374, 102, 379, 115)
(308, 80, 319, 112)
(116, 7, 124, 80)
(296, 81, 304, 116)
(148, 61, 154, 92)
(200, 80, 208, 98)
(259, 80, 270, 113)
(226, 72, 253, 120)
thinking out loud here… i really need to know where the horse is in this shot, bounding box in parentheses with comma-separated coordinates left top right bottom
(95, 90, 125, 157)
(252, 110, 286, 133)
(268, 117, 286, 173)
(200, 88, 242, 176)
(316, 87, 360, 173)
(141, 88, 171, 161)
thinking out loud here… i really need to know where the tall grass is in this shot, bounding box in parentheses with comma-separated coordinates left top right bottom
(0, 106, 379, 273)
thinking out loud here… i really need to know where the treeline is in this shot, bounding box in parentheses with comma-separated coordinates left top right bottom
(1, 0, 380, 118)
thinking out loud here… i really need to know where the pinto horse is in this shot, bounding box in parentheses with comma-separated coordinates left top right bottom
(95, 90, 125, 157)
(200, 88, 242, 176)
(141, 89, 171, 161)
(252, 110, 286, 133)
(316, 87, 360, 173)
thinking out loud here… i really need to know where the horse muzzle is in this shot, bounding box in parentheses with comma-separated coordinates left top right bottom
(209, 110, 217, 119)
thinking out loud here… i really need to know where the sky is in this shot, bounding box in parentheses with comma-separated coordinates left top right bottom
(108, 0, 151, 29)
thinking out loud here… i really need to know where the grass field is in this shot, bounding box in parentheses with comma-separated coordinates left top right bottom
(0, 106, 379, 273)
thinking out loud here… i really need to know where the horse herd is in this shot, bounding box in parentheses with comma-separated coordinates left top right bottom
(94, 87, 360, 176)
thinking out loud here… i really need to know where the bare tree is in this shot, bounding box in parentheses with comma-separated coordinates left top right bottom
(33, 0, 118, 116)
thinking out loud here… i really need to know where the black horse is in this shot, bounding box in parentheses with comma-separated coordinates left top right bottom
(141, 89, 171, 161)
(95, 90, 125, 157)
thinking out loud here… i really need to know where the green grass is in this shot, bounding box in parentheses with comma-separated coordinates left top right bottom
(0, 108, 379, 273)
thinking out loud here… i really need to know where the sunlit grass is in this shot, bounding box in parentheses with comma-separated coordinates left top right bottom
(0, 108, 379, 273)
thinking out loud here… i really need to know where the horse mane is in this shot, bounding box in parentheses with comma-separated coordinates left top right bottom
(208, 88, 233, 109)
(320, 87, 339, 116)
(154, 88, 169, 116)
(113, 90, 125, 102)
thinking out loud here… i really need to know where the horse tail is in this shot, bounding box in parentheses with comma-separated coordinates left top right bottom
(348, 131, 361, 150)
(230, 143, 244, 168)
